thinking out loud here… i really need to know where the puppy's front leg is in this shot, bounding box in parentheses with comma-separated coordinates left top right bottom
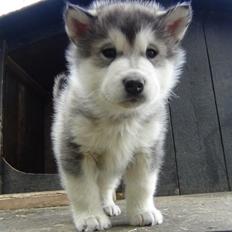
(98, 172, 122, 217)
(126, 151, 163, 226)
(60, 155, 111, 231)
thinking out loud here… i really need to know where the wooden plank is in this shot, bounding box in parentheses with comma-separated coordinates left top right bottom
(16, 83, 45, 173)
(2, 56, 19, 169)
(16, 84, 26, 170)
(157, 109, 179, 196)
(3, 60, 46, 173)
(0, 192, 231, 231)
(2, 159, 61, 194)
(0, 190, 124, 210)
(0, 191, 68, 210)
(0, 40, 7, 194)
(170, 17, 229, 194)
(204, 12, 232, 189)
(44, 99, 57, 173)
(6, 57, 49, 98)
(9, 33, 68, 91)
(7, 24, 64, 52)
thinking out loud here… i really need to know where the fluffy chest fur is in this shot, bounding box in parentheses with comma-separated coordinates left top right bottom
(68, 111, 163, 170)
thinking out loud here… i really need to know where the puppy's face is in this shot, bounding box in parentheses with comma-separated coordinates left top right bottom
(65, 2, 192, 109)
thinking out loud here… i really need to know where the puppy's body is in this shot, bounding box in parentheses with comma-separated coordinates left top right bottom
(52, 1, 192, 231)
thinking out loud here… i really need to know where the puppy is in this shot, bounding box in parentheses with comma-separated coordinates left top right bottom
(52, 1, 192, 231)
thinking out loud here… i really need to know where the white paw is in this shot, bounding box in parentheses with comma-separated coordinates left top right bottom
(103, 203, 121, 217)
(129, 209, 163, 226)
(73, 213, 111, 232)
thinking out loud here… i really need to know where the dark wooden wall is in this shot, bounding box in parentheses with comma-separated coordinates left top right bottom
(158, 10, 232, 195)
(165, 13, 231, 195)
(3, 59, 47, 173)
(0, 0, 231, 194)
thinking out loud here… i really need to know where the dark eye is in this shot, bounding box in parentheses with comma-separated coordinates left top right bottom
(101, 48, 117, 59)
(146, 48, 158, 59)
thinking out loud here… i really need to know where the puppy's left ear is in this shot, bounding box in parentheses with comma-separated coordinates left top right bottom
(159, 3, 192, 43)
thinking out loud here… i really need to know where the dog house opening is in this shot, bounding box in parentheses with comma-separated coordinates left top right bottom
(3, 33, 69, 174)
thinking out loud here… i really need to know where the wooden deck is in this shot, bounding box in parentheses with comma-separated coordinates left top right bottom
(1, 192, 232, 232)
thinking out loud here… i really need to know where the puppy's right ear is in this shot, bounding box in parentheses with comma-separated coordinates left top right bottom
(64, 3, 95, 42)
(158, 3, 192, 44)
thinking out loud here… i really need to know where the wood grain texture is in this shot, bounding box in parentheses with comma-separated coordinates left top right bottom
(170, 17, 229, 194)
(1, 192, 232, 231)
(0, 191, 125, 210)
(0, 190, 68, 210)
(204, 12, 232, 189)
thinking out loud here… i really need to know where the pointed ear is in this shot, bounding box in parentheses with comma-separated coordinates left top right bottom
(159, 3, 192, 43)
(64, 3, 95, 42)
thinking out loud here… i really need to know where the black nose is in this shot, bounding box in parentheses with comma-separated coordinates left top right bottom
(124, 79, 144, 96)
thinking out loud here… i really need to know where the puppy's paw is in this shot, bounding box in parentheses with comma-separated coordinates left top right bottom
(129, 209, 163, 226)
(103, 203, 121, 217)
(73, 213, 111, 232)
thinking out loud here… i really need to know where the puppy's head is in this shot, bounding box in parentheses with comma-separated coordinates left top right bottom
(64, 1, 192, 109)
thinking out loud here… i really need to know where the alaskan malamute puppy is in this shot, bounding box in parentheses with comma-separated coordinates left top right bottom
(52, 1, 192, 231)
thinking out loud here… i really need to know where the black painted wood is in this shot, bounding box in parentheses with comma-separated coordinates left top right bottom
(170, 17, 229, 194)
(157, 111, 179, 196)
(0, 40, 6, 194)
(204, 12, 232, 190)
(44, 99, 56, 173)
(9, 33, 68, 91)
(6, 57, 49, 97)
(3, 66, 20, 167)
(1, 0, 230, 53)
(3, 62, 45, 173)
(2, 159, 61, 194)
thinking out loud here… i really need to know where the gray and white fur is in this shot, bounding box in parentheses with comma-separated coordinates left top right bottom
(52, 1, 192, 231)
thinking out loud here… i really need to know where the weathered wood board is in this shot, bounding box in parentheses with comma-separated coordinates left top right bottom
(0, 192, 232, 232)
(0, 191, 68, 210)
(2, 160, 61, 194)
(157, 110, 179, 196)
(3, 60, 45, 173)
(204, 12, 232, 190)
(170, 17, 229, 194)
